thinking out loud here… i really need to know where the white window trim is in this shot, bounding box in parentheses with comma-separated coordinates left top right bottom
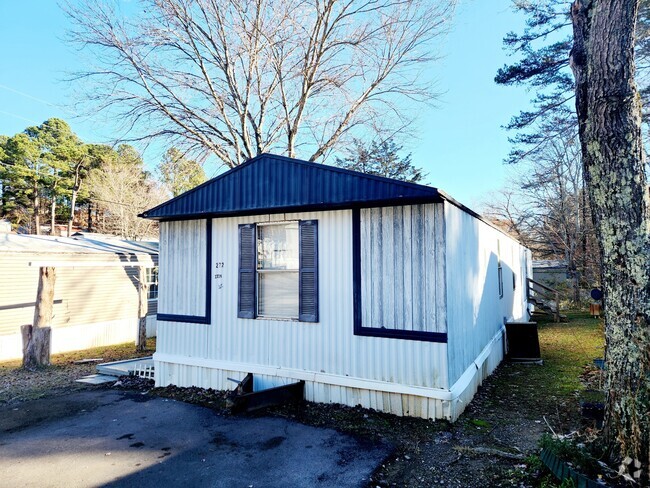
(145, 266, 159, 301)
(255, 221, 300, 320)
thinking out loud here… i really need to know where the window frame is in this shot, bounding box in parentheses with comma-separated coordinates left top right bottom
(497, 239, 504, 299)
(255, 220, 300, 320)
(145, 266, 159, 301)
(498, 264, 504, 299)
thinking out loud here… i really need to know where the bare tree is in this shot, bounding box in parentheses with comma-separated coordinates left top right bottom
(66, 0, 455, 167)
(88, 156, 165, 240)
(482, 131, 600, 303)
(481, 188, 535, 249)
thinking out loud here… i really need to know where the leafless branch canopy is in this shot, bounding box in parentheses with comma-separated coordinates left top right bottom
(66, 0, 455, 167)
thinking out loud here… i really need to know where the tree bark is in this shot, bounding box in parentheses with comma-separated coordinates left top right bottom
(50, 197, 56, 236)
(136, 267, 148, 352)
(571, 0, 650, 481)
(23, 266, 56, 368)
(33, 179, 40, 235)
(68, 188, 78, 237)
(88, 202, 93, 232)
(68, 164, 82, 237)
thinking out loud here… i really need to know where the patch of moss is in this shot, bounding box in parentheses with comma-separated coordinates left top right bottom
(467, 418, 491, 429)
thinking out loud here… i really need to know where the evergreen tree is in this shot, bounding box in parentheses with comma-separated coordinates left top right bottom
(1, 132, 45, 232)
(335, 139, 425, 183)
(157, 148, 206, 197)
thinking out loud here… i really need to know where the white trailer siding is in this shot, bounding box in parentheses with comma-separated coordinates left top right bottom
(0, 239, 157, 361)
(145, 154, 533, 422)
(155, 203, 530, 421)
(444, 203, 529, 388)
(155, 209, 452, 418)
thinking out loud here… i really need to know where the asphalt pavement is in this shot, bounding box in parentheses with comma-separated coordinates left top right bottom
(0, 389, 390, 488)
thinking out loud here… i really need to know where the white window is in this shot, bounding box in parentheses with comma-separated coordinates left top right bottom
(256, 222, 299, 318)
(497, 240, 504, 299)
(146, 267, 159, 300)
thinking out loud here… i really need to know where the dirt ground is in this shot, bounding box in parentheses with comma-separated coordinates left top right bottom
(0, 314, 603, 487)
(0, 340, 156, 404)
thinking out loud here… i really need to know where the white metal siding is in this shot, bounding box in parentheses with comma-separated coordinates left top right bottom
(158, 219, 206, 316)
(156, 361, 453, 419)
(156, 209, 449, 392)
(0, 252, 157, 361)
(444, 203, 529, 386)
(360, 204, 446, 333)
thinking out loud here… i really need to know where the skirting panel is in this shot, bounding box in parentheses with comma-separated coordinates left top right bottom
(155, 360, 454, 420)
(448, 327, 506, 420)
(153, 326, 506, 422)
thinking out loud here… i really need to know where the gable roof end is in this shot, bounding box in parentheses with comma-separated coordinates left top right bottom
(140, 153, 441, 220)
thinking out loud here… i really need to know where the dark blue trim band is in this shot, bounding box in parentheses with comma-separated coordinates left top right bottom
(156, 313, 211, 324)
(352, 209, 362, 332)
(157, 219, 212, 324)
(352, 208, 448, 344)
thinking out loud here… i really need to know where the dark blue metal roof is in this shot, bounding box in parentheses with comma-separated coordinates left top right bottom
(141, 153, 442, 220)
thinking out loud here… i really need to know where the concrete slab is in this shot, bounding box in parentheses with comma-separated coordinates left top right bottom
(0, 390, 390, 488)
(76, 374, 117, 385)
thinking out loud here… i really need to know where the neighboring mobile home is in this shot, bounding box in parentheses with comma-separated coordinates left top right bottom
(0, 234, 158, 361)
(141, 154, 531, 421)
(533, 259, 569, 288)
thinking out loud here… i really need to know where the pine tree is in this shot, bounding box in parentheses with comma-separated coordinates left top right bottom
(335, 139, 425, 183)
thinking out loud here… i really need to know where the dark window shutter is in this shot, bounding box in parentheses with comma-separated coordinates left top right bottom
(299, 220, 319, 322)
(238, 223, 257, 318)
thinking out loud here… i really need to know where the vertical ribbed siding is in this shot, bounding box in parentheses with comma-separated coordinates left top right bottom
(156, 321, 209, 358)
(0, 252, 157, 360)
(155, 361, 452, 420)
(164, 210, 450, 390)
(144, 154, 441, 220)
(445, 203, 529, 386)
(158, 220, 207, 316)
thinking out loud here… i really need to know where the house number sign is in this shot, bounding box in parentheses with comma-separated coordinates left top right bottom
(215, 262, 225, 289)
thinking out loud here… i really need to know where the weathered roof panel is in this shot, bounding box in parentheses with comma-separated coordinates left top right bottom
(140, 153, 441, 220)
(0, 233, 158, 257)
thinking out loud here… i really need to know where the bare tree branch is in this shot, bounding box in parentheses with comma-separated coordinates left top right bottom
(65, 0, 455, 166)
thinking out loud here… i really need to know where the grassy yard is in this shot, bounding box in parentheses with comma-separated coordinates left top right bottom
(0, 339, 156, 404)
(537, 311, 605, 396)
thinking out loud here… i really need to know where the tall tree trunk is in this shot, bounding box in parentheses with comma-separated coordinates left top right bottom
(22, 266, 56, 368)
(68, 188, 78, 237)
(581, 188, 588, 284)
(136, 267, 148, 352)
(571, 0, 650, 482)
(33, 179, 40, 235)
(88, 202, 93, 232)
(68, 164, 82, 237)
(50, 198, 56, 236)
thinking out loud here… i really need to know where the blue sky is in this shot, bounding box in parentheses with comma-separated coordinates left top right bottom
(0, 0, 531, 207)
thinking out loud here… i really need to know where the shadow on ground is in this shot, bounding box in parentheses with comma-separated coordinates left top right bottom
(0, 389, 390, 488)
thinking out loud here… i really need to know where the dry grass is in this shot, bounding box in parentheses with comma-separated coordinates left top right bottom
(0, 339, 156, 405)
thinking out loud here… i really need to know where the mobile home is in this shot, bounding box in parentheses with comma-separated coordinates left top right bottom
(141, 154, 531, 421)
(0, 234, 158, 361)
